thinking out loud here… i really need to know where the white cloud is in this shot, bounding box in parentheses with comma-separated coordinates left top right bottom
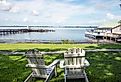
(0, 0, 96, 24)
(106, 13, 115, 19)
(45, 3, 95, 23)
(0, 0, 120, 25)
(106, 13, 121, 20)
(32, 10, 39, 16)
(9, 5, 19, 13)
(0, 0, 12, 11)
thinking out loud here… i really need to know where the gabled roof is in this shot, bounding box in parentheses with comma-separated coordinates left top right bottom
(96, 27, 112, 30)
(112, 32, 121, 35)
(112, 25, 121, 29)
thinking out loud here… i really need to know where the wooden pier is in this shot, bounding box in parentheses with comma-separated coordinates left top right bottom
(0, 29, 55, 36)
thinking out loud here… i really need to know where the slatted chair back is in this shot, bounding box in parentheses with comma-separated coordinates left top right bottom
(62, 48, 89, 82)
(26, 49, 48, 78)
(63, 48, 87, 80)
(64, 48, 85, 67)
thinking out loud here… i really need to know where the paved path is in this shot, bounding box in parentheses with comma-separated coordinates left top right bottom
(86, 49, 121, 52)
(41, 49, 121, 54)
(1, 49, 121, 55)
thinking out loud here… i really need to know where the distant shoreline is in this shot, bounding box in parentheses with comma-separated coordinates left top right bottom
(0, 25, 97, 28)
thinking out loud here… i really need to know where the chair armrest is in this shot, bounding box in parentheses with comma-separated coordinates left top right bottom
(84, 59, 90, 66)
(60, 60, 65, 68)
(45, 66, 55, 82)
(48, 59, 60, 67)
(65, 65, 82, 68)
(26, 64, 49, 68)
(81, 59, 90, 67)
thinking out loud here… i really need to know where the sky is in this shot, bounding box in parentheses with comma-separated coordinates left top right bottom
(0, 0, 121, 26)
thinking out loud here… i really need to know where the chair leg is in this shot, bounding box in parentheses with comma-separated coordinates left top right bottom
(24, 72, 33, 82)
(64, 68, 67, 82)
(84, 71, 89, 82)
(54, 65, 57, 77)
(64, 76, 66, 82)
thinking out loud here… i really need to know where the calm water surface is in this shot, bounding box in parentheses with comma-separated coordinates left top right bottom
(0, 28, 91, 42)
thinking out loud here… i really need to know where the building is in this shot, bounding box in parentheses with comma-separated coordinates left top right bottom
(85, 25, 121, 43)
(111, 25, 121, 34)
(103, 25, 121, 42)
(85, 27, 111, 39)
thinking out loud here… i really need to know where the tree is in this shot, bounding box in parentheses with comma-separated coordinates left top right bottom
(118, 20, 121, 25)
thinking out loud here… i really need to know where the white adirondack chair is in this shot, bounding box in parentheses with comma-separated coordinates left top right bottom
(24, 49, 59, 82)
(60, 48, 90, 82)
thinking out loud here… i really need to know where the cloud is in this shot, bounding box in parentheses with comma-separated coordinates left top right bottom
(0, 0, 96, 24)
(32, 10, 39, 16)
(106, 13, 121, 20)
(9, 5, 20, 13)
(0, 0, 12, 11)
(0, 0, 120, 25)
(90, 0, 119, 11)
(106, 13, 115, 19)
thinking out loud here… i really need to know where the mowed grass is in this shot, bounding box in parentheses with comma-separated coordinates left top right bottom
(0, 43, 121, 51)
(0, 54, 31, 82)
(86, 52, 121, 82)
(0, 51, 121, 82)
(0, 43, 97, 50)
(0, 43, 121, 82)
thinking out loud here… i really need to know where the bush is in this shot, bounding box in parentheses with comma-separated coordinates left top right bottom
(61, 40, 74, 44)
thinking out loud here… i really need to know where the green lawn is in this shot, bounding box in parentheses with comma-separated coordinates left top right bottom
(0, 43, 121, 82)
(86, 52, 121, 82)
(0, 54, 30, 82)
(0, 43, 97, 50)
(0, 51, 121, 82)
(0, 43, 121, 51)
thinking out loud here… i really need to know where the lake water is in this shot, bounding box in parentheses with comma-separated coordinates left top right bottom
(0, 27, 93, 43)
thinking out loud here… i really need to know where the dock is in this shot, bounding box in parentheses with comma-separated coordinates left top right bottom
(0, 29, 55, 36)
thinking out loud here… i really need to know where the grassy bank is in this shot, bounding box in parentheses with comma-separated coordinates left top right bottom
(0, 51, 121, 82)
(0, 43, 121, 51)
